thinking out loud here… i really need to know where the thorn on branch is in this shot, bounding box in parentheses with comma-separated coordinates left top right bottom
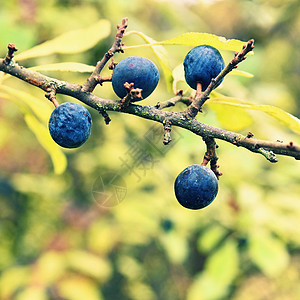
(163, 119, 172, 145)
(4, 43, 18, 65)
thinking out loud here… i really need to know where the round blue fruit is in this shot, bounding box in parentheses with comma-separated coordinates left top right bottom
(49, 102, 92, 148)
(184, 45, 225, 91)
(174, 164, 218, 210)
(112, 56, 159, 100)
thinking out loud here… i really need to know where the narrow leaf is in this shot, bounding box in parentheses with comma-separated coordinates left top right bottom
(125, 32, 247, 52)
(30, 62, 95, 73)
(15, 19, 111, 61)
(125, 31, 173, 90)
(208, 97, 300, 134)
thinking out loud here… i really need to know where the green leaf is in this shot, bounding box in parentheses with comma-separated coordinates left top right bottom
(24, 113, 67, 175)
(208, 97, 300, 134)
(125, 32, 247, 52)
(30, 62, 95, 73)
(14, 19, 111, 61)
(187, 239, 239, 300)
(197, 225, 227, 254)
(248, 231, 289, 278)
(66, 250, 111, 281)
(125, 31, 173, 91)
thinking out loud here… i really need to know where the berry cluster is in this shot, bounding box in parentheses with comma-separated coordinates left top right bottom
(48, 45, 224, 209)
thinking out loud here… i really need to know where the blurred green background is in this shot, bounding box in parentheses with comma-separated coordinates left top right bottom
(0, 0, 300, 299)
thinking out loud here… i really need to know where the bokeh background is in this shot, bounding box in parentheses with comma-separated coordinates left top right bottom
(1, 0, 300, 299)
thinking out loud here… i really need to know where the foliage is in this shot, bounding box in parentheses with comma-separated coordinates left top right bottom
(0, 1, 300, 300)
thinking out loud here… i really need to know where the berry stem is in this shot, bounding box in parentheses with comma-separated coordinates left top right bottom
(201, 137, 222, 179)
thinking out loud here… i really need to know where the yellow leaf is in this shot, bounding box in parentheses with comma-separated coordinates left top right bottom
(58, 276, 104, 300)
(230, 69, 254, 78)
(125, 32, 248, 53)
(24, 113, 67, 174)
(125, 31, 173, 90)
(16, 286, 47, 300)
(0, 85, 52, 122)
(207, 101, 253, 131)
(30, 62, 95, 73)
(66, 250, 111, 281)
(209, 97, 300, 134)
(0, 266, 30, 299)
(15, 19, 111, 61)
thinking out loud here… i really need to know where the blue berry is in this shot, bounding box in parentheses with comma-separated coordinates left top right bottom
(49, 102, 92, 148)
(174, 164, 218, 209)
(112, 56, 159, 100)
(184, 45, 225, 91)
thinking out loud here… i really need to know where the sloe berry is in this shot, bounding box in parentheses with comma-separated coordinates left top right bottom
(112, 56, 159, 100)
(184, 45, 225, 91)
(49, 102, 92, 148)
(174, 164, 218, 209)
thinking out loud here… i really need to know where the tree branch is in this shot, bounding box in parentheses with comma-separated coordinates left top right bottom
(0, 37, 299, 162)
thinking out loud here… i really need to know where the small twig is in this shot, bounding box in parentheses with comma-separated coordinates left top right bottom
(155, 90, 191, 109)
(45, 86, 59, 107)
(96, 75, 112, 86)
(4, 43, 18, 65)
(82, 17, 128, 93)
(201, 137, 222, 178)
(184, 39, 255, 119)
(257, 148, 278, 163)
(163, 119, 172, 145)
(98, 109, 111, 125)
